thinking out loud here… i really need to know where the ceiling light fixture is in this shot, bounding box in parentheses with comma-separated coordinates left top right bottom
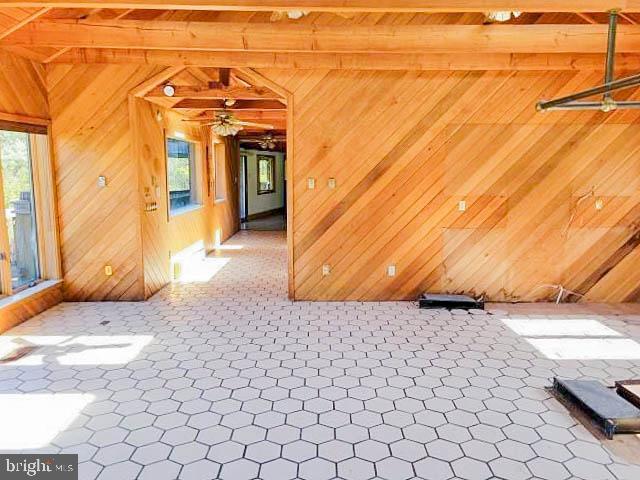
(162, 84, 176, 97)
(484, 11, 521, 23)
(286, 10, 309, 19)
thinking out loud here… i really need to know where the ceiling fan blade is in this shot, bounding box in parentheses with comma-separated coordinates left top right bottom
(233, 120, 275, 129)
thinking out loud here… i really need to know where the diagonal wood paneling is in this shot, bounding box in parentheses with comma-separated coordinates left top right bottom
(47, 64, 163, 301)
(258, 68, 640, 302)
(0, 50, 47, 118)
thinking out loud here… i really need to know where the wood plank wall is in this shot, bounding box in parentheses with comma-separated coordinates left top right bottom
(133, 100, 240, 298)
(47, 64, 162, 301)
(0, 50, 47, 119)
(258, 68, 640, 302)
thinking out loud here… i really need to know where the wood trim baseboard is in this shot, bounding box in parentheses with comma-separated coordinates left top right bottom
(0, 280, 63, 334)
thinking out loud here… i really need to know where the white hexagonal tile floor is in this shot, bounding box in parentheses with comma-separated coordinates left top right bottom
(1, 231, 640, 480)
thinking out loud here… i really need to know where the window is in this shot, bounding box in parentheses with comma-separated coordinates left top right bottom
(257, 155, 276, 195)
(167, 137, 200, 215)
(0, 122, 59, 299)
(0, 125, 48, 295)
(214, 142, 226, 203)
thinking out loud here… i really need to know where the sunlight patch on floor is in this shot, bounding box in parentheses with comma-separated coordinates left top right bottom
(502, 318, 623, 337)
(0, 394, 93, 449)
(177, 257, 230, 283)
(526, 338, 640, 360)
(501, 318, 640, 360)
(0, 335, 153, 366)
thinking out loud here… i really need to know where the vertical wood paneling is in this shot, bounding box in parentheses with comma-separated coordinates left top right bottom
(259, 68, 640, 302)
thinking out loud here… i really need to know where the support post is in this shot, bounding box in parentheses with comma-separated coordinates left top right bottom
(604, 10, 618, 102)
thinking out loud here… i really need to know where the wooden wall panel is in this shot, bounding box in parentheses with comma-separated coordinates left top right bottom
(0, 282, 63, 333)
(259, 68, 640, 302)
(133, 100, 239, 299)
(47, 64, 162, 301)
(0, 50, 48, 119)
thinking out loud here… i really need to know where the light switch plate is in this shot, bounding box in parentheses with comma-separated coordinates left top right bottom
(308, 178, 316, 190)
(104, 265, 113, 276)
(328, 178, 337, 189)
(387, 265, 396, 277)
(458, 200, 467, 212)
(98, 175, 107, 188)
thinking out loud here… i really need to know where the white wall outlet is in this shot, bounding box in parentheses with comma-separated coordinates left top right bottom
(595, 198, 604, 210)
(387, 265, 396, 277)
(98, 175, 107, 188)
(308, 178, 316, 190)
(328, 178, 337, 189)
(322, 264, 331, 276)
(458, 200, 467, 212)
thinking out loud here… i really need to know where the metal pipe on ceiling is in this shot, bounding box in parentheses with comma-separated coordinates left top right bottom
(536, 10, 640, 112)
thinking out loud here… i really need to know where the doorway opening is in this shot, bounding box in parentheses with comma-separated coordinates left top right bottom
(135, 66, 293, 296)
(239, 138, 287, 232)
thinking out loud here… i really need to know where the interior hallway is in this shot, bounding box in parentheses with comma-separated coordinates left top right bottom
(241, 213, 286, 232)
(0, 231, 640, 480)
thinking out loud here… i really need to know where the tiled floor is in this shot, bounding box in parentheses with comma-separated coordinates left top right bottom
(1, 231, 640, 480)
(241, 213, 286, 231)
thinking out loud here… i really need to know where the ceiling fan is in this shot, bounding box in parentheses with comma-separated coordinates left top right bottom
(241, 133, 286, 150)
(184, 112, 274, 137)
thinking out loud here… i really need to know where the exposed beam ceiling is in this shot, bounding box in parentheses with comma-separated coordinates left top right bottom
(2, 1, 640, 13)
(172, 99, 286, 110)
(145, 85, 284, 100)
(0, 6, 47, 40)
(47, 49, 640, 71)
(5, 20, 640, 54)
(188, 111, 286, 120)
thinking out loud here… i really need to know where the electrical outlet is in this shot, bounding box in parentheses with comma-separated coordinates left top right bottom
(387, 265, 396, 277)
(595, 198, 604, 210)
(104, 265, 113, 276)
(308, 178, 316, 190)
(97, 175, 107, 188)
(328, 178, 337, 189)
(322, 264, 331, 276)
(458, 200, 467, 212)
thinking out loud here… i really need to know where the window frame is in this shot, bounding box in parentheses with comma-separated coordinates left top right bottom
(257, 154, 276, 195)
(0, 120, 61, 298)
(214, 141, 227, 204)
(165, 135, 203, 218)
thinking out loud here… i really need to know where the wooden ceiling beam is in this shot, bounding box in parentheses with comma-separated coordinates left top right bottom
(188, 111, 286, 120)
(146, 85, 284, 100)
(45, 49, 640, 71)
(6, 20, 640, 54)
(575, 12, 597, 23)
(172, 99, 287, 110)
(2, 1, 640, 13)
(0, 6, 49, 40)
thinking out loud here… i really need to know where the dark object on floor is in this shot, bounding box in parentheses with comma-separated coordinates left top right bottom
(0, 345, 39, 364)
(615, 380, 640, 409)
(100, 320, 110, 326)
(553, 378, 640, 439)
(419, 293, 484, 310)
